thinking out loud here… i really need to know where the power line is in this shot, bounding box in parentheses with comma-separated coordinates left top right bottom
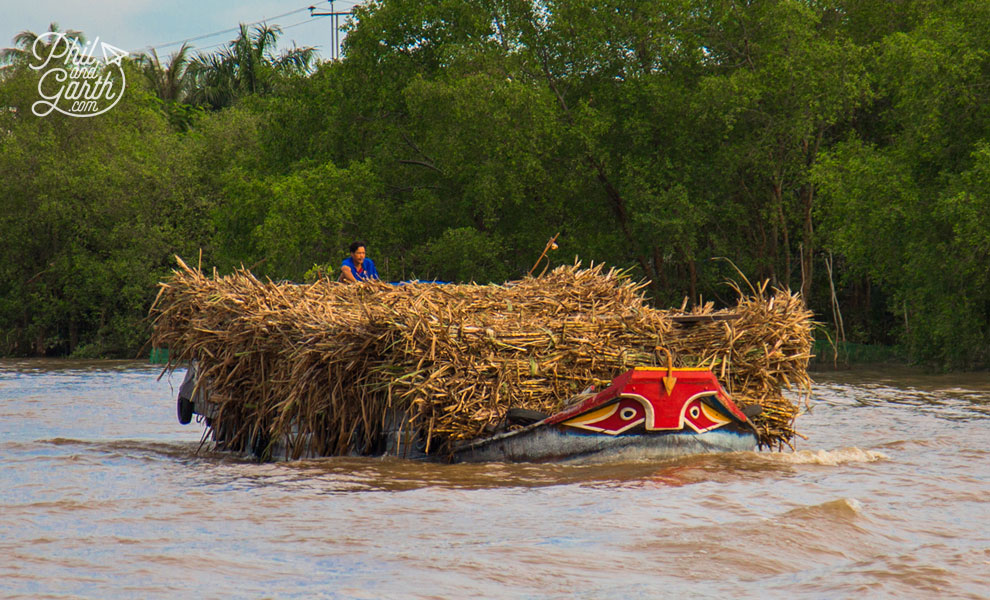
(139, 3, 317, 53)
(134, 1, 361, 58)
(193, 17, 321, 53)
(282, 17, 327, 35)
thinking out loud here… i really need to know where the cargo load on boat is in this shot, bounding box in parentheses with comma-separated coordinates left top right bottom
(150, 257, 814, 460)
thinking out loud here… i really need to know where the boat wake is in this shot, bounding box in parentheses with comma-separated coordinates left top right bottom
(759, 447, 888, 465)
(781, 497, 866, 520)
(31, 437, 220, 462)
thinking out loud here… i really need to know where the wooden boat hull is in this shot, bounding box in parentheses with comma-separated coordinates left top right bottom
(452, 424, 757, 464)
(177, 363, 760, 463)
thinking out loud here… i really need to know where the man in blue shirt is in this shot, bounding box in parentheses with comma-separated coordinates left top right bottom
(340, 241, 379, 283)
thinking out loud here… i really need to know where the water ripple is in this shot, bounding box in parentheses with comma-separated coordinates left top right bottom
(2, 362, 990, 599)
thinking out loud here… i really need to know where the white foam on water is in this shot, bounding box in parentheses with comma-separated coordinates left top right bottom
(778, 497, 867, 522)
(761, 447, 888, 465)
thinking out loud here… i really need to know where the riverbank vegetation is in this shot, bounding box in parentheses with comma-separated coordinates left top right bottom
(1, 0, 988, 368)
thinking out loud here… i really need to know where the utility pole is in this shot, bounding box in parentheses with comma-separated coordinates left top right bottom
(309, 1, 353, 61)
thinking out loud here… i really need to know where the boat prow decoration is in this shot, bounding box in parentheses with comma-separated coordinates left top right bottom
(452, 365, 757, 463)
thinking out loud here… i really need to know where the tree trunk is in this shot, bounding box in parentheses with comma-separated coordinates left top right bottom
(69, 320, 79, 354)
(532, 40, 659, 298)
(799, 130, 823, 302)
(686, 249, 697, 305)
(774, 179, 791, 289)
(800, 183, 814, 301)
(652, 245, 667, 289)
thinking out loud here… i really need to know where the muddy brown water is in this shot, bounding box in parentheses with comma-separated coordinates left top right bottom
(1, 360, 988, 599)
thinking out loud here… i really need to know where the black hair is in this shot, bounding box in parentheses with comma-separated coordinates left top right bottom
(349, 241, 366, 254)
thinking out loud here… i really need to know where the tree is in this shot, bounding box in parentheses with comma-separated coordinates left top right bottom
(137, 43, 203, 130)
(813, 0, 990, 366)
(0, 61, 210, 356)
(0, 22, 84, 69)
(138, 43, 194, 102)
(188, 24, 317, 110)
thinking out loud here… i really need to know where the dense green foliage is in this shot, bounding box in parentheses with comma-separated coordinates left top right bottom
(1, 1, 988, 367)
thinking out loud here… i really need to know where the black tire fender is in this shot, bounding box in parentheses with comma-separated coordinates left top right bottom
(177, 395, 193, 425)
(505, 408, 549, 426)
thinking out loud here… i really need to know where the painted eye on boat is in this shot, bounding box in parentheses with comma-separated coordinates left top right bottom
(689, 406, 700, 419)
(620, 407, 637, 420)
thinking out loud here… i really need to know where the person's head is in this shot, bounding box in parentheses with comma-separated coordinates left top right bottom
(349, 241, 366, 264)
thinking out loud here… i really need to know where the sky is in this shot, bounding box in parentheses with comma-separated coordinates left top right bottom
(0, 0, 361, 62)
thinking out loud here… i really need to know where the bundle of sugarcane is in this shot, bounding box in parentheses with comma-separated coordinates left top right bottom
(150, 257, 814, 459)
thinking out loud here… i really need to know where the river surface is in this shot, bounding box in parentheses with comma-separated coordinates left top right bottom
(1, 360, 988, 599)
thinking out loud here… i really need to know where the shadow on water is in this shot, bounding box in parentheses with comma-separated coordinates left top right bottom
(811, 366, 990, 423)
(42, 437, 212, 462)
(22, 433, 895, 496)
(28, 437, 889, 495)
(0, 358, 158, 373)
(812, 365, 990, 394)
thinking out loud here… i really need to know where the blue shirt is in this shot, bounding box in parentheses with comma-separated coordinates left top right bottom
(341, 256, 379, 282)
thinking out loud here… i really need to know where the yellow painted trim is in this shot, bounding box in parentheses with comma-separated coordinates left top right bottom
(564, 403, 620, 428)
(699, 402, 730, 425)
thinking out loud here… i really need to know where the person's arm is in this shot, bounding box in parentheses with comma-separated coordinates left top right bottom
(340, 259, 359, 283)
(340, 265, 358, 283)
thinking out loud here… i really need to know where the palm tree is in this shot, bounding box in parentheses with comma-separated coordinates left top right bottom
(1, 22, 84, 68)
(138, 43, 194, 103)
(188, 49, 237, 110)
(188, 23, 316, 110)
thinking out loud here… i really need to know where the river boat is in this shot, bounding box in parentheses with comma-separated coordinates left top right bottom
(451, 366, 760, 463)
(177, 363, 761, 463)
